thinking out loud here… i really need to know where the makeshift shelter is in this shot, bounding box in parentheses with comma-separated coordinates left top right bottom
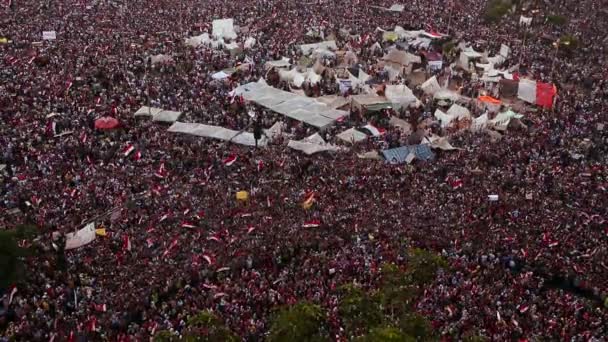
(351, 94, 392, 112)
(233, 82, 347, 129)
(382, 49, 420, 66)
(134, 106, 182, 123)
(421, 76, 441, 95)
(167, 122, 267, 147)
(212, 19, 237, 40)
(336, 128, 368, 144)
(300, 41, 337, 56)
(287, 137, 341, 155)
(385, 84, 418, 108)
(381, 144, 435, 164)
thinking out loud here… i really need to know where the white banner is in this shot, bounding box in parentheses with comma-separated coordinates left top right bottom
(42, 31, 57, 40)
(65, 222, 96, 250)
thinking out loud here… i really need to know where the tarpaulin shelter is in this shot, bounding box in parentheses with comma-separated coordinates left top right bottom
(134, 106, 182, 123)
(300, 41, 337, 56)
(168, 122, 268, 147)
(381, 144, 435, 164)
(212, 19, 237, 40)
(287, 136, 341, 155)
(421, 76, 441, 95)
(95, 117, 119, 130)
(336, 128, 369, 144)
(351, 94, 392, 112)
(233, 81, 347, 129)
(385, 84, 418, 108)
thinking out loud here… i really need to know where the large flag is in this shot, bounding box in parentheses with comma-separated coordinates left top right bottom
(362, 123, 386, 137)
(223, 154, 238, 166)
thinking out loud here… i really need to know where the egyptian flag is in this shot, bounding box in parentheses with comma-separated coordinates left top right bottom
(46, 121, 57, 135)
(195, 210, 205, 220)
(155, 162, 167, 178)
(181, 221, 196, 228)
(122, 234, 131, 251)
(223, 154, 238, 166)
(133, 150, 142, 161)
(448, 177, 463, 189)
(202, 254, 215, 265)
(65, 79, 73, 95)
(302, 219, 321, 228)
(207, 234, 221, 242)
(362, 123, 386, 137)
(88, 316, 97, 332)
(246, 225, 256, 234)
(161, 238, 179, 258)
(123, 144, 135, 157)
(301, 191, 315, 210)
(257, 160, 264, 172)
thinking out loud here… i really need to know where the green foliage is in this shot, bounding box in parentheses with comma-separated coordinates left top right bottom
(268, 302, 330, 342)
(405, 248, 448, 286)
(357, 326, 415, 342)
(462, 332, 488, 342)
(484, 0, 511, 22)
(378, 264, 418, 317)
(398, 314, 436, 341)
(547, 14, 567, 26)
(0, 225, 38, 288)
(185, 311, 239, 342)
(153, 311, 238, 342)
(339, 284, 384, 336)
(558, 35, 579, 51)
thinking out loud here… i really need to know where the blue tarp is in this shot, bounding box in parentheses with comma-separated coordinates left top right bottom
(381, 145, 435, 164)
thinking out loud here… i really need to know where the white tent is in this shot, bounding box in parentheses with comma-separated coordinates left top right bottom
(212, 19, 237, 40)
(385, 85, 418, 108)
(185, 33, 211, 47)
(421, 76, 441, 95)
(300, 41, 337, 56)
(65, 222, 96, 250)
(336, 128, 368, 144)
(244, 37, 256, 49)
(447, 104, 471, 119)
(287, 139, 341, 155)
(517, 79, 537, 104)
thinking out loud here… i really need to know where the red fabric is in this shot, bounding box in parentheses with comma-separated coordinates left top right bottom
(94, 116, 119, 130)
(536, 82, 557, 108)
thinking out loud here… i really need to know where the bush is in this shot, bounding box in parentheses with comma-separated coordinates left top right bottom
(547, 14, 567, 26)
(484, 0, 512, 22)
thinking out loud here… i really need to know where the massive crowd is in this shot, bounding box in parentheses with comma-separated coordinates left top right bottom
(1, 0, 607, 340)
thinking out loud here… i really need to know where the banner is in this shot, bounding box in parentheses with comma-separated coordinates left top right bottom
(65, 222, 96, 250)
(42, 31, 57, 40)
(535, 82, 557, 108)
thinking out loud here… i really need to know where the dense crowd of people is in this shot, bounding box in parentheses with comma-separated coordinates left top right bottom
(1, 0, 607, 340)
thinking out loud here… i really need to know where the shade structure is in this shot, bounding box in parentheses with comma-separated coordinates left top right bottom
(95, 116, 120, 130)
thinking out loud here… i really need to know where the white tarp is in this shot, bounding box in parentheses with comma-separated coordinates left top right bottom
(233, 82, 347, 129)
(244, 37, 256, 49)
(424, 135, 459, 150)
(300, 41, 337, 56)
(212, 19, 237, 40)
(434, 90, 460, 102)
(212, 70, 231, 80)
(168, 122, 267, 147)
(447, 104, 471, 119)
(519, 16, 532, 26)
(434, 109, 453, 127)
(150, 54, 174, 65)
(471, 113, 489, 131)
(385, 85, 418, 108)
(264, 122, 286, 140)
(421, 76, 441, 95)
(499, 44, 510, 58)
(337, 128, 368, 144)
(388, 4, 405, 11)
(383, 49, 420, 66)
(134, 106, 182, 122)
(517, 79, 537, 104)
(185, 33, 211, 47)
(491, 110, 524, 131)
(287, 140, 341, 155)
(389, 116, 412, 134)
(65, 222, 96, 250)
(265, 58, 291, 69)
(42, 31, 57, 40)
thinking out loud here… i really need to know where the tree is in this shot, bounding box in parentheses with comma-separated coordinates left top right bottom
(357, 326, 415, 342)
(546, 15, 567, 26)
(338, 284, 384, 337)
(398, 313, 436, 341)
(377, 264, 417, 320)
(483, 0, 511, 22)
(405, 248, 448, 286)
(0, 225, 38, 288)
(268, 302, 330, 342)
(153, 311, 238, 342)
